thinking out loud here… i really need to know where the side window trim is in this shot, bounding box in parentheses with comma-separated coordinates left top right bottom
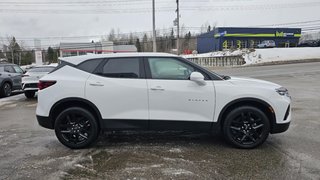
(144, 57, 211, 80)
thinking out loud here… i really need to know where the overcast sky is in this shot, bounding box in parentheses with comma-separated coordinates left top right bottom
(0, 0, 320, 48)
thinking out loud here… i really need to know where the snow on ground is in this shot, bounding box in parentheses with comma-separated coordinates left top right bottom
(183, 47, 320, 65)
(244, 47, 320, 65)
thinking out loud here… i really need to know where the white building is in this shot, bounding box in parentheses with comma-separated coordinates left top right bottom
(59, 41, 137, 57)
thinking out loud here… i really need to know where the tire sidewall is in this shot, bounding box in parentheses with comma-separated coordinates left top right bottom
(54, 107, 99, 149)
(1, 82, 12, 97)
(24, 91, 35, 98)
(223, 106, 270, 149)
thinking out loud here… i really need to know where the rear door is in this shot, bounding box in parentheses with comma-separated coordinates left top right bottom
(85, 57, 149, 129)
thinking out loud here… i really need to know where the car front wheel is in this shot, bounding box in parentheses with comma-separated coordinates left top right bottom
(54, 107, 99, 149)
(223, 106, 270, 149)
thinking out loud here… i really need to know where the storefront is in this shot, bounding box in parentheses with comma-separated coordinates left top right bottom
(197, 27, 301, 53)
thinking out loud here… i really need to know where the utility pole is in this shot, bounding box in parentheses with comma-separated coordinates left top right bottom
(11, 48, 14, 64)
(176, 0, 180, 55)
(152, 0, 157, 52)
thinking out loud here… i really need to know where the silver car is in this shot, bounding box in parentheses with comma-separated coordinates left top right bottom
(0, 63, 24, 97)
(22, 66, 55, 98)
(257, 40, 276, 48)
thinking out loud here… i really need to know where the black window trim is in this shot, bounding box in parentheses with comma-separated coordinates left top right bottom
(93, 57, 146, 79)
(143, 56, 222, 81)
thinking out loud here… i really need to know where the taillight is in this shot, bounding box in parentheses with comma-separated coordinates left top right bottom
(38, 80, 56, 90)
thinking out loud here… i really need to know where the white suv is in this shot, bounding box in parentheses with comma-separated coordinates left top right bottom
(36, 53, 291, 149)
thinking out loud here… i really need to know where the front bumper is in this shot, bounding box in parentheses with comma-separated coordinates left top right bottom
(271, 122, 290, 134)
(36, 115, 54, 129)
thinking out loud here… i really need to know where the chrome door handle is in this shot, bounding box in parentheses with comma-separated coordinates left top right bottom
(89, 83, 104, 87)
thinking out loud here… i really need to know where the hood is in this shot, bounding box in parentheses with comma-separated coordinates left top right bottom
(228, 76, 281, 89)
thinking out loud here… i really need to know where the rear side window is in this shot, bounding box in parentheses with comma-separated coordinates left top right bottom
(101, 58, 140, 78)
(77, 59, 103, 73)
(4, 66, 15, 73)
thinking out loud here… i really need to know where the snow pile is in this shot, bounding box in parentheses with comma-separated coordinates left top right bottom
(244, 47, 320, 65)
(183, 47, 320, 65)
(183, 49, 247, 59)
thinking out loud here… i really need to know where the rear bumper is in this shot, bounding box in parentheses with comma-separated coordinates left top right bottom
(22, 82, 38, 91)
(271, 122, 290, 134)
(36, 115, 54, 129)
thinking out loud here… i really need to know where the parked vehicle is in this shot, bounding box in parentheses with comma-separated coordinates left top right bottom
(22, 66, 56, 98)
(257, 40, 276, 48)
(298, 40, 320, 47)
(0, 63, 24, 97)
(36, 53, 291, 149)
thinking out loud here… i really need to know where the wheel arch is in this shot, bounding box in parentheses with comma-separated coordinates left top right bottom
(217, 97, 276, 131)
(0, 78, 13, 87)
(49, 97, 103, 129)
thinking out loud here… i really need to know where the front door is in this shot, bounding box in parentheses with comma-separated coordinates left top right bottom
(146, 57, 215, 130)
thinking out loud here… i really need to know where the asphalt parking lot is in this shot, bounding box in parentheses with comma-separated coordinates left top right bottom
(0, 62, 320, 180)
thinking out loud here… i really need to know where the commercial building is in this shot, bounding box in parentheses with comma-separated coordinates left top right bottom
(197, 27, 301, 53)
(59, 41, 137, 57)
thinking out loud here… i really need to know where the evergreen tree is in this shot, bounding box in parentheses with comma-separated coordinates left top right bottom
(207, 25, 211, 32)
(135, 38, 141, 52)
(46, 47, 54, 63)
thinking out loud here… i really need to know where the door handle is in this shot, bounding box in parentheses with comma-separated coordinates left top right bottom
(89, 83, 104, 87)
(150, 87, 165, 91)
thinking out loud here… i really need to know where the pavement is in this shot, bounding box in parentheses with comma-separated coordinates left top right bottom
(0, 62, 320, 179)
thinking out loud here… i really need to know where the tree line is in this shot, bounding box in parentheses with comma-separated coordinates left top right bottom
(0, 24, 216, 65)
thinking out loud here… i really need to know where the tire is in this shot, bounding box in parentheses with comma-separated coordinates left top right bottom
(0, 82, 12, 98)
(24, 91, 36, 98)
(54, 107, 99, 149)
(223, 106, 270, 149)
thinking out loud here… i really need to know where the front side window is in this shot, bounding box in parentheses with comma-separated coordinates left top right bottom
(148, 58, 194, 80)
(13, 66, 24, 74)
(101, 58, 140, 78)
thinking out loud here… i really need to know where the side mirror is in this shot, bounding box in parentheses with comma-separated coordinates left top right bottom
(190, 72, 206, 85)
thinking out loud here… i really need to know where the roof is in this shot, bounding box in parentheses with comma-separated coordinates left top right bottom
(59, 52, 178, 65)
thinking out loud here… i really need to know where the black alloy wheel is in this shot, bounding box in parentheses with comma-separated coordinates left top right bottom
(24, 91, 35, 98)
(1, 82, 12, 97)
(54, 107, 99, 149)
(223, 106, 270, 149)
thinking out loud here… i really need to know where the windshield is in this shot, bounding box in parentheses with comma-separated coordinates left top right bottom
(28, 67, 55, 73)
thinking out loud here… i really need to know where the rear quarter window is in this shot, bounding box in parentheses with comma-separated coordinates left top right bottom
(49, 60, 74, 73)
(76, 59, 103, 73)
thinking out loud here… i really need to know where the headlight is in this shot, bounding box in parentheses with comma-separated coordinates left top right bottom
(276, 87, 290, 97)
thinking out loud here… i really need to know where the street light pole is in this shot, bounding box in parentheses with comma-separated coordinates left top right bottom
(176, 0, 180, 55)
(152, 0, 157, 52)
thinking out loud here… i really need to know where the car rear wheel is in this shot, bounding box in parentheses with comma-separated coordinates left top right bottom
(223, 106, 270, 149)
(54, 107, 99, 149)
(0, 82, 12, 97)
(24, 91, 35, 98)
